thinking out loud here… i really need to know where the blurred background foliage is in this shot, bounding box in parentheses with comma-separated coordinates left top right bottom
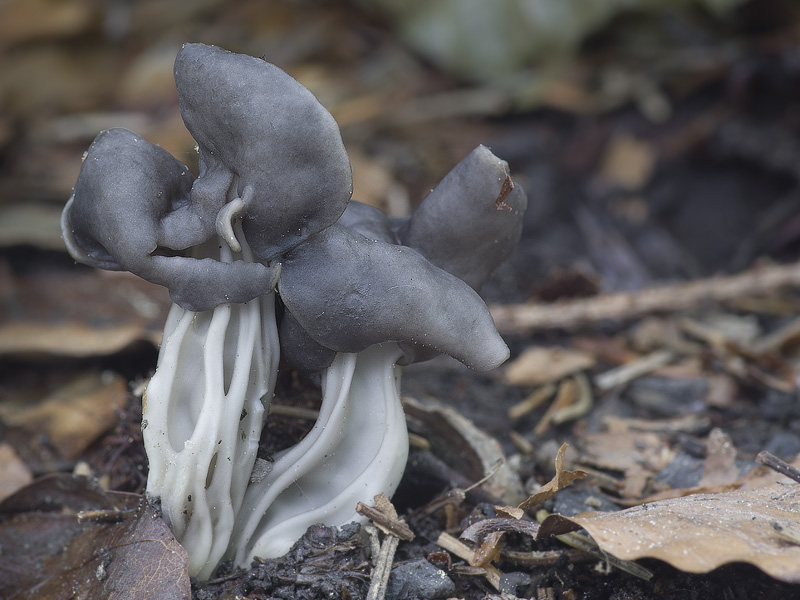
(1, 0, 800, 313)
(2, 0, 798, 212)
(357, 0, 749, 84)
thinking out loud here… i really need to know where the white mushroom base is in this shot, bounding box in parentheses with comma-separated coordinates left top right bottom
(228, 342, 409, 566)
(143, 231, 279, 580)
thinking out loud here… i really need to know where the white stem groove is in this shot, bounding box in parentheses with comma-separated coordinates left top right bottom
(227, 342, 409, 566)
(143, 220, 279, 579)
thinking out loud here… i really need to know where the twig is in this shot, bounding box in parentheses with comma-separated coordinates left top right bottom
(752, 315, 800, 354)
(552, 529, 654, 581)
(436, 532, 502, 591)
(503, 548, 591, 566)
(594, 350, 675, 391)
(508, 383, 556, 420)
(366, 534, 400, 600)
(533, 378, 577, 435)
(356, 502, 415, 541)
(490, 261, 800, 334)
(756, 451, 800, 484)
(551, 373, 593, 425)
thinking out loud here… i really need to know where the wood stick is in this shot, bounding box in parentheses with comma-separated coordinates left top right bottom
(366, 534, 400, 600)
(756, 451, 800, 484)
(490, 261, 800, 334)
(436, 532, 502, 591)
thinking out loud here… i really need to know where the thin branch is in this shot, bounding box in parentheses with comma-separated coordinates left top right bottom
(365, 534, 399, 600)
(756, 451, 800, 484)
(436, 532, 502, 591)
(490, 261, 800, 334)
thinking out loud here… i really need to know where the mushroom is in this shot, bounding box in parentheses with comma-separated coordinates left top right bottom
(141, 43, 357, 579)
(62, 43, 352, 578)
(61, 41, 527, 579)
(228, 148, 527, 565)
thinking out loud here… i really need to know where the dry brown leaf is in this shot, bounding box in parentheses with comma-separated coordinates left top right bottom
(497, 443, 586, 516)
(460, 518, 541, 567)
(538, 483, 800, 583)
(0, 372, 127, 460)
(403, 397, 525, 505)
(603, 414, 711, 436)
(0, 204, 65, 251)
(630, 317, 700, 355)
(598, 134, 657, 190)
(571, 335, 639, 366)
(504, 346, 595, 386)
(580, 430, 674, 499)
(0, 474, 190, 599)
(0, 322, 160, 357)
(533, 377, 579, 435)
(349, 149, 409, 216)
(698, 427, 739, 487)
(581, 430, 674, 474)
(0, 0, 96, 45)
(471, 530, 504, 567)
(622, 482, 741, 506)
(703, 373, 739, 408)
(0, 443, 32, 502)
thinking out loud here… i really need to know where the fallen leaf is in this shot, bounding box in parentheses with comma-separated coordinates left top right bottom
(497, 443, 586, 518)
(703, 373, 739, 408)
(603, 414, 711, 436)
(0, 443, 33, 502)
(460, 518, 541, 567)
(403, 397, 525, 505)
(0, 266, 168, 357)
(538, 483, 800, 583)
(0, 0, 96, 45)
(598, 134, 656, 190)
(504, 346, 595, 386)
(0, 474, 190, 599)
(0, 204, 65, 251)
(580, 430, 674, 474)
(0, 371, 127, 459)
(533, 377, 579, 435)
(0, 322, 161, 357)
(580, 430, 675, 499)
(518, 443, 586, 512)
(698, 427, 739, 487)
(349, 148, 409, 216)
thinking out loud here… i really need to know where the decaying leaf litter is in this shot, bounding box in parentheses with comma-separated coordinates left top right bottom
(2, 1, 800, 598)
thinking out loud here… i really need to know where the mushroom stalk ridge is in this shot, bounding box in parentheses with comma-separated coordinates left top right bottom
(228, 343, 408, 565)
(143, 210, 279, 579)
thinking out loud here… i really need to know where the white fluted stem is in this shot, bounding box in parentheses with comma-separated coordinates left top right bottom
(143, 220, 279, 579)
(227, 342, 409, 566)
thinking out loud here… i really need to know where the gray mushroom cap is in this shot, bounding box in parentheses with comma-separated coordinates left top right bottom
(337, 201, 400, 244)
(398, 144, 527, 291)
(278, 224, 510, 372)
(174, 43, 353, 261)
(61, 127, 278, 312)
(280, 145, 527, 373)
